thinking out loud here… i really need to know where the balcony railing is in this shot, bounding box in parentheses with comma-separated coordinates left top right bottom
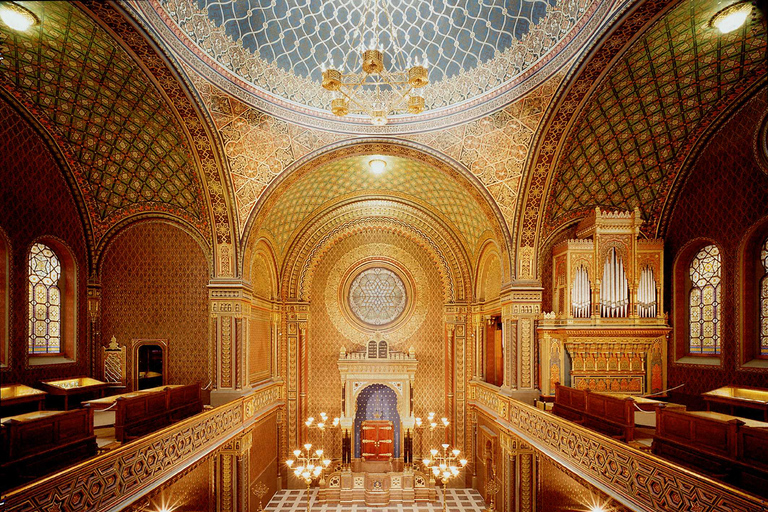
(468, 380, 768, 512)
(1, 381, 284, 512)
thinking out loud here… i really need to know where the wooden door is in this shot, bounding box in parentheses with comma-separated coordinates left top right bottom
(361, 420, 394, 461)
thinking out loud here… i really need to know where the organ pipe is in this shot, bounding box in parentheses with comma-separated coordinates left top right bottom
(600, 248, 629, 317)
(571, 265, 591, 318)
(637, 266, 657, 318)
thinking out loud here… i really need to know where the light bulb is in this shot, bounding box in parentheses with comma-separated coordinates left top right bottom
(304, 443, 312, 451)
(0, 3, 38, 32)
(430, 449, 438, 456)
(286, 459, 295, 467)
(293, 450, 301, 457)
(452, 449, 460, 456)
(710, 2, 752, 34)
(369, 158, 387, 175)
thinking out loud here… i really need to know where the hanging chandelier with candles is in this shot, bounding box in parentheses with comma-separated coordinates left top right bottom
(320, 0, 429, 126)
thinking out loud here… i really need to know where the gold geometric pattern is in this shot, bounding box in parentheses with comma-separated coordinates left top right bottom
(308, 230, 448, 423)
(258, 155, 495, 257)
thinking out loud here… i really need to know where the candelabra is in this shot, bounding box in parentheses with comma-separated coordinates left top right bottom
(251, 481, 269, 512)
(422, 444, 468, 512)
(305, 412, 341, 464)
(414, 412, 450, 461)
(286, 443, 331, 512)
(484, 468, 500, 512)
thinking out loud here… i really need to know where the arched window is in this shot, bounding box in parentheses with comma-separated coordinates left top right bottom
(760, 237, 768, 356)
(28, 242, 62, 354)
(689, 245, 721, 355)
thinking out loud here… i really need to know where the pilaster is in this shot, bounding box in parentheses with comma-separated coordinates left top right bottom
(87, 279, 101, 378)
(500, 432, 536, 512)
(210, 279, 253, 406)
(501, 283, 542, 403)
(215, 430, 253, 512)
(284, 301, 309, 449)
(444, 303, 468, 452)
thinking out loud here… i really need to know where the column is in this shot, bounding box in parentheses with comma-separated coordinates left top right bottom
(215, 430, 253, 512)
(284, 301, 309, 449)
(444, 303, 468, 452)
(87, 280, 101, 378)
(210, 279, 253, 406)
(500, 283, 542, 403)
(500, 432, 536, 512)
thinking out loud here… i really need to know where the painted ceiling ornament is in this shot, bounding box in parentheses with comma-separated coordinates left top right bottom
(348, 267, 407, 326)
(149, 0, 591, 131)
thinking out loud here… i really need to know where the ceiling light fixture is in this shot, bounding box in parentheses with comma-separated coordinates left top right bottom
(0, 2, 39, 32)
(321, 0, 429, 126)
(369, 158, 387, 175)
(710, 2, 752, 34)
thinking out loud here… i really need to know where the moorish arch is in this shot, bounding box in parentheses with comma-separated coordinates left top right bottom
(240, 139, 513, 283)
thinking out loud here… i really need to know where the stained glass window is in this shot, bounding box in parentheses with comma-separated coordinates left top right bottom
(28, 243, 62, 354)
(689, 244, 721, 355)
(760, 237, 768, 356)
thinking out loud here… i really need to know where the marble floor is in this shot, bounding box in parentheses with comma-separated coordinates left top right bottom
(266, 489, 487, 512)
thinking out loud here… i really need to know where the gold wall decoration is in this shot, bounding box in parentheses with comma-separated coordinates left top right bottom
(308, 231, 450, 428)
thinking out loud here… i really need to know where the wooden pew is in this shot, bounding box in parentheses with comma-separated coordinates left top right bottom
(0, 409, 96, 490)
(553, 383, 636, 441)
(112, 383, 202, 443)
(652, 407, 768, 493)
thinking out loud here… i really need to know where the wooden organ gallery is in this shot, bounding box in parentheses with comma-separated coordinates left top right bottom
(0, 1, 767, 512)
(538, 208, 670, 397)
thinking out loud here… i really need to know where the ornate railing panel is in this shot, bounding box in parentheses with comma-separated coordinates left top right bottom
(1, 381, 284, 512)
(468, 381, 768, 512)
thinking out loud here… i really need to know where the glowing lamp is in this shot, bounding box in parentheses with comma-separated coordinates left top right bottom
(0, 2, 38, 31)
(369, 158, 387, 175)
(710, 2, 752, 33)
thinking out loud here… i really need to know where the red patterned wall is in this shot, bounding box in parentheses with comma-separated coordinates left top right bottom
(100, 221, 210, 390)
(664, 92, 768, 403)
(0, 99, 89, 384)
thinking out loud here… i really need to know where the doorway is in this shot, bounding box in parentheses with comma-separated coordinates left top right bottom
(134, 341, 167, 390)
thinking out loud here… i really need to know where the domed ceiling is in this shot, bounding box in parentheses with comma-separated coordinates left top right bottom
(128, 0, 599, 132)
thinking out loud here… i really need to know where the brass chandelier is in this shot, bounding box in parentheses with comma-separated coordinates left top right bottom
(320, 0, 429, 126)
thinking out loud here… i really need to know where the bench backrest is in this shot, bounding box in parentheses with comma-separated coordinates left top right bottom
(115, 383, 202, 442)
(655, 408, 741, 459)
(2, 409, 94, 461)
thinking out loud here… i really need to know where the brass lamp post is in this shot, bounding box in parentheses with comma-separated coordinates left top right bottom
(286, 443, 331, 512)
(422, 443, 468, 512)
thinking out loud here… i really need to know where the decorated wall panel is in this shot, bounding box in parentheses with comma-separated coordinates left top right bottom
(307, 230, 447, 423)
(249, 412, 279, 512)
(100, 221, 210, 390)
(538, 456, 631, 512)
(0, 100, 89, 384)
(250, 307, 272, 384)
(665, 92, 768, 402)
(125, 455, 213, 512)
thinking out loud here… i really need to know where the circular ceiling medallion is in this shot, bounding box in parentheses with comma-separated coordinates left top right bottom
(348, 267, 407, 326)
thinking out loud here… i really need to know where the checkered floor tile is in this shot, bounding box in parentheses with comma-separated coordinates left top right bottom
(266, 489, 486, 512)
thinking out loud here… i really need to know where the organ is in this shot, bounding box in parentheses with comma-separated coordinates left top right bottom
(539, 207, 670, 396)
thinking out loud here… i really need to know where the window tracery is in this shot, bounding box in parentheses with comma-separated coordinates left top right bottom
(28, 242, 62, 354)
(348, 267, 407, 326)
(688, 244, 721, 355)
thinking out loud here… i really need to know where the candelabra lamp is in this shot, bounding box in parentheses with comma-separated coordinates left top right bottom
(484, 469, 500, 512)
(422, 444, 468, 512)
(286, 443, 331, 512)
(251, 481, 269, 512)
(305, 412, 341, 464)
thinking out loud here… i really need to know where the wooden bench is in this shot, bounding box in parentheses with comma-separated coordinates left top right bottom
(553, 383, 636, 441)
(107, 383, 202, 443)
(0, 409, 96, 491)
(652, 407, 768, 493)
